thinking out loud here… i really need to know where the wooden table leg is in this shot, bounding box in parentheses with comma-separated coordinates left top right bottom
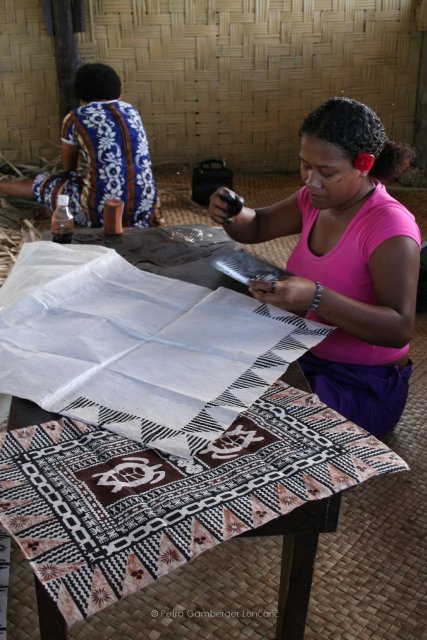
(34, 576, 67, 640)
(275, 533, 319, 640)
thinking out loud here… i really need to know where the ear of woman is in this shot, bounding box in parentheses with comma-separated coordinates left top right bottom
(354, 153, 375, 173)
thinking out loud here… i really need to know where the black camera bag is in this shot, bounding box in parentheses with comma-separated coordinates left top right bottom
(191, 159, 233, 206)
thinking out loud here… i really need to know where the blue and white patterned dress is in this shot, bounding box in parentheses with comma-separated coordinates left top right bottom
(33, 100, 158, 227)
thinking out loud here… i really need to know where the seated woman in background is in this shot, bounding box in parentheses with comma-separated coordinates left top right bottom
(208, 97, 421, 440)
(0, 63, 160, 227)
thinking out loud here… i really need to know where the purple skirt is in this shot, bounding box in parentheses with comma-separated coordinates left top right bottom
(299, 352, 412, 440)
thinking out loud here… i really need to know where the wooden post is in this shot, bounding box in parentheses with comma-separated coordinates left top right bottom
(416, 1, 427, 166)
(415, 33, 427, 166)
(50, 0, 81, 120)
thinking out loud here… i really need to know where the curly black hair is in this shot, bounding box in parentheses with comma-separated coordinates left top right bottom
(299, 97, 415, 181)
(73, 63, 121, 103)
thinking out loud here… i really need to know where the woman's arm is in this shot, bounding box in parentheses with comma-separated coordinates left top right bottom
(208, 187, 302, 243)
(61, 141, 79, 172)
(249, 235, 420, 348)
(326, 235, 420, 347)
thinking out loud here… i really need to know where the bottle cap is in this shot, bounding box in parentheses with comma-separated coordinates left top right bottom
(57, 195, 69, 206)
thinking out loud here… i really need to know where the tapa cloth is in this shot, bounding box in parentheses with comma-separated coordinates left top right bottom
(0, 242, 333, 458)
(0, 381, 409, 626)
(0, 528, 9, 639)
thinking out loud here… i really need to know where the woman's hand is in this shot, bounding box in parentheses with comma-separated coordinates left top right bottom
(208, 188, 302, 245)
(248, 276, 318, 312)
(208, 188, 242, 225)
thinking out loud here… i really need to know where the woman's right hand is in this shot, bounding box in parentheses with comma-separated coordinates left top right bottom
(208, 187, 241, 225)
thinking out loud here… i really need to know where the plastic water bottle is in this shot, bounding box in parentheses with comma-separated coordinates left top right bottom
(51, 194, 74, 244)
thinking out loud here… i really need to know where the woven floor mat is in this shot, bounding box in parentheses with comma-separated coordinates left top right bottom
(4, 174, 427, 639)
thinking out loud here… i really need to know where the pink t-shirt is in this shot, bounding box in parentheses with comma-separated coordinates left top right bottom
(286, 183, 421, 365)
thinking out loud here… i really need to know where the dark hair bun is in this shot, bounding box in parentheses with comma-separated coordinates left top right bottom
(73, 63, 121, 102)
(299, 97, 415, 181)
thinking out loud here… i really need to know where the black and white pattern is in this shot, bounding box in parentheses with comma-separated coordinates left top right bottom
(0, 243, 335, 458)
(0, 528, 9, 640)
(0, 382, 408, 626)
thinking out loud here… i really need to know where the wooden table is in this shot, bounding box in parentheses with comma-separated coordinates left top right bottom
(8, 226, 342, 640)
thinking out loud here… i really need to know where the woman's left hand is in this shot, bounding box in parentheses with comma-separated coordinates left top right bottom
(248, 276, 318, 312)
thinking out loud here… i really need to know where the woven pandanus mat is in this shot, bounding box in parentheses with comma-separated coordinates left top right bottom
(3, 173, 427, 640)
(0, 3, 422, 172)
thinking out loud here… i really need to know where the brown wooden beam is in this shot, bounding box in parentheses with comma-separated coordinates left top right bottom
(50, 0, 81, 120)
(416, 3, 427, 165)
(415, 32, 427, 166)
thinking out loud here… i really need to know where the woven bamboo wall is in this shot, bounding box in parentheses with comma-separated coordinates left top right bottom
(0, 0, 422, 172)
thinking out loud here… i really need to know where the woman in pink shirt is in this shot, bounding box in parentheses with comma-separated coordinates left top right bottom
(209, 97, 421, 439)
